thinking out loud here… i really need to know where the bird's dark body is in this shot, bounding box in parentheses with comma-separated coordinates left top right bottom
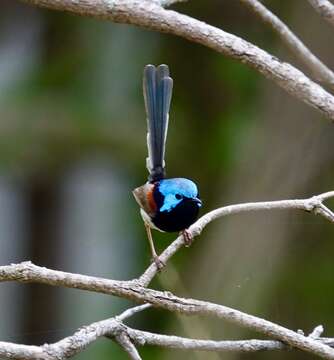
(151, 181, 201, 232)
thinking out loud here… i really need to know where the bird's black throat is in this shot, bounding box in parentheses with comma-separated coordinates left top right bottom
(152, 196, 200, 232)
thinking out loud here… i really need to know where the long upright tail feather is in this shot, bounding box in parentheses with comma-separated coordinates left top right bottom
(143, 64, 173, 183)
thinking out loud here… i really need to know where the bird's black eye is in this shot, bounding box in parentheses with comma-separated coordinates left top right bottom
(175, 194, 182, 200)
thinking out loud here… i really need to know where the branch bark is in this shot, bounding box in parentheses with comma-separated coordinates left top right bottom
(114, 333, 142, 360)
(1, 262, 334, 359)
(126, 325, 334, 352)
(0, 306, 146, 360)
(307, 0, 334, 27)
(240, 0, 334, 89)
(18, 0, 334, 120)
(0, 304, 333, 360)
(0, 191, 334, 359)
(139, 191, 334, 285)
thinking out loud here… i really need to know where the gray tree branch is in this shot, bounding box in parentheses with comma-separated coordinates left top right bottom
(139, 190, 334, 285)
(18, 0, 334, 120)
(0, 304, 333, 360)
(1, 262, 334, 359)
(0, 191, 334, 359)
(0, 306, 147, 360)
(114, 332, 142, 360)
(240, 0, 334, 89)
(307, 0, 334, 27)
(126, 324, 334, 352)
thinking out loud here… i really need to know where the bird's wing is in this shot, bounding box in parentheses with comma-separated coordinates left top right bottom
(132, 183, 157, 217)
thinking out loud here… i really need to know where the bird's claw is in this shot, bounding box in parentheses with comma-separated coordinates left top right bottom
(182, 229, 193, 247)
(152, 255, 165, 270)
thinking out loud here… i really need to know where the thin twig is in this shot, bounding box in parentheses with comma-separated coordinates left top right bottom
(159, 0, 187, 6)
(310, 326, 325, 339)
(139, 191, 334, 285)
(117, 304, 152, 321)
(307, 0, 334, 27)
(317, 190, 334, 201)
(0, 305, 149, 360)
(128, 329, 288, 352)
(18, 0, 334, 120)
(115, 333, 142, 360)
(126, 325, 334, 352)
(240, 0, 334, 89)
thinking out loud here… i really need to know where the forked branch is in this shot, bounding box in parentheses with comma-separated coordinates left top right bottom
(18, 0, 334, 120)
(139, 190, 334, 285)
(0, 191, 334, 359)
(240, 0, 334, 89)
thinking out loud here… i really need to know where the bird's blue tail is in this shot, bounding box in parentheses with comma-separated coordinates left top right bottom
(143, 64, 173, 183)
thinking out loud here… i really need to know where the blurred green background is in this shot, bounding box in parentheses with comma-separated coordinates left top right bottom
(1, 1, 334, 359)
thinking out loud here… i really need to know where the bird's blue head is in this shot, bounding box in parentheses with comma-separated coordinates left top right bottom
(157, 178, 202, 213)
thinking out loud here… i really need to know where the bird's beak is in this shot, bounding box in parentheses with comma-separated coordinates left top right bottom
(194, 198, 202, 207)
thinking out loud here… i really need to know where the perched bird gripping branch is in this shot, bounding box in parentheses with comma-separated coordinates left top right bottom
(133, 64, 202, 269)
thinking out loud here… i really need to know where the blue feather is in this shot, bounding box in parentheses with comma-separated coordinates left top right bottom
(158, 178, 200, 212)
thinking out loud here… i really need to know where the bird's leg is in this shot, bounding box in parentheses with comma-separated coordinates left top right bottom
(181, 229, 193, 247)
(144, 222, 165, 270)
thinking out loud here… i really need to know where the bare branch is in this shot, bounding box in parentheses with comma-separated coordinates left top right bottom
(317, 191, 334, 201)
(307, 0, 334, 27)
(1, 306, 333, 359)
(0, 305, 149, 360)
(126, 328, 288, 352)
(1, 191, 333, 289)
(139, 191, 334, 285)
(1, 191, 334, 359)
(0, 261, 133, 295)
(0, 318, 122, 359)
(117, 304, 152, 321)
(115, 333, 142, 360)
(240, 0, 334, 89)
(310, 326, 325, 339)
(18, 0, 334, 120)
(159, 0, 187, 6)
(126, 325, 334, 352)
(0, 342, 47, 360)
(1, 261, 334, 358)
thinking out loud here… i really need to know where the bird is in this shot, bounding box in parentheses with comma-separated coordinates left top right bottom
(133, 64, 202, 269)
